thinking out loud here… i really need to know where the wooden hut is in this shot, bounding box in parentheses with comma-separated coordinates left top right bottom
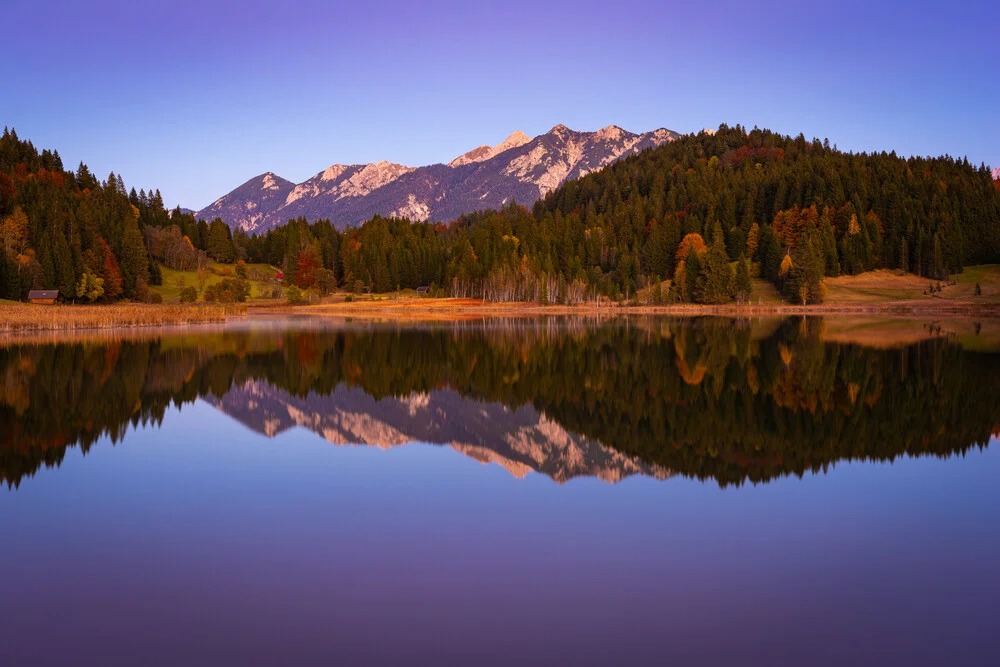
(416, 286, 430, 295)
(27, 290, 59, 305)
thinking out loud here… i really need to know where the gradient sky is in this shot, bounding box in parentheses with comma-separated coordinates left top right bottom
(3, 0, 997, 210)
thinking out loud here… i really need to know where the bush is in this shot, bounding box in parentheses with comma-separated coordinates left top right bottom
(179, 286, 198, 303)
(148, 291, 163, 304)
(344, 294, 353, 303)
(222, 278, 249, 302)
(286, 285, 304, 305)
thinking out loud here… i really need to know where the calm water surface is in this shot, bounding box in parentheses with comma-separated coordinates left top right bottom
(1, 317, 998, 666)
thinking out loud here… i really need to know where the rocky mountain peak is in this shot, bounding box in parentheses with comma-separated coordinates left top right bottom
(198, 123, 680, 232)
(594, 125, 625, 141)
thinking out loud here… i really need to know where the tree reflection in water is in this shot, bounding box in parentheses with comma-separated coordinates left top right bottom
(1, 317, 997, 488)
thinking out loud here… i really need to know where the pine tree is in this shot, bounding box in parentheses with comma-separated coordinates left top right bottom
(651, 275, 663, 305)
(119, 207, 148, 298)
(746, 223, 760, 258)
(684, 247, 701, 302)
(734, 255, 753, 303)
(787, 232, 825, 304)
(207, 218, 235, 263)
(759, 225, 783, 282)
(697, 225, 734, 304)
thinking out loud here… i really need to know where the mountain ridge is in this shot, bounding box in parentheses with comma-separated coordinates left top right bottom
(206, 380, 671, 484)
(196, 124, 679, 232)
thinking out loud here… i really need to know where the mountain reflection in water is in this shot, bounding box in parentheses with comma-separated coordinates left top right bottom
(1, 317, 998, 488)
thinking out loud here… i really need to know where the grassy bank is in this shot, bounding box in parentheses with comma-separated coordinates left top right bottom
(0, 302, 244, 333)
(154, 262, 280, 302)
(276, 296, 1000, 321)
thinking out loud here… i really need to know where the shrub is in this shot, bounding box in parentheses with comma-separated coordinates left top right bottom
(180, 286, 198, 303)
(286, 285, 304, 305)
(148, 291, 163, 304)
(344, 294, 353, 303)
(221, 277, 249, 302)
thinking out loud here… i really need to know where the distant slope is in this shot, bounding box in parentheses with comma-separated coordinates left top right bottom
(196, 124, 679, 232)
(197, 172, 295, 231)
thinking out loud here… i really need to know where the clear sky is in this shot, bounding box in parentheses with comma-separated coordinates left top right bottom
(3, 0, 997, 210)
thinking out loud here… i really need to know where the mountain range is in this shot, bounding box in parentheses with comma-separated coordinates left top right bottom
(993, 166, 1000, 180)
(195, 124, 679, 233)
(206, 380, 671, 484)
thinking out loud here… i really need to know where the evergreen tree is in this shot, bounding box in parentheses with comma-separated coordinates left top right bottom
(119, 208, 149, 298)
(697, 225, 734, 304)
(734, 255, 753, 303)
(207, 218, 235, 263)
(787, 231, 824, 304)
(684, 246, 702, 302)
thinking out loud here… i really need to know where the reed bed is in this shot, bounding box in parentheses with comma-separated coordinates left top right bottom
(0, 303, 245, 333)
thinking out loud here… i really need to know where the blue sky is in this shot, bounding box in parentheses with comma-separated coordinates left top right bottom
(3, 0, 997, 209)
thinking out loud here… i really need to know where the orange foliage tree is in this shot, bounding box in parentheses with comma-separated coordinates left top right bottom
(772, 205, 818, 249)
(675, 233, 707, 263)
(98, 237, 123, 299)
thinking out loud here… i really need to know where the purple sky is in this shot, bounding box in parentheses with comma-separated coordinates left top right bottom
(3, 0, 998, 210)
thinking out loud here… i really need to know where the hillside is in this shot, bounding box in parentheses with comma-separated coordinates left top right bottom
(196, 124, 679, 232)
(245, 125, 1000, 303)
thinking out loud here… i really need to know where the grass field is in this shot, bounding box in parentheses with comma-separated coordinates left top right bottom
(751, 279, 784, 305)
(154, 262, 280, 302)
(823, 265, 1000, 304)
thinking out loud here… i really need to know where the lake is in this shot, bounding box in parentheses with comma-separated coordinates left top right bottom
(2, 316, 998, 666)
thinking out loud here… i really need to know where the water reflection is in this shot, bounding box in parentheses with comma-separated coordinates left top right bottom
(2, 317, 998, 488)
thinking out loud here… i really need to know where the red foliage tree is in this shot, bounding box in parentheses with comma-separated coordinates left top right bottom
(98, 236, 123, 299)
(294, 247, 321, 288)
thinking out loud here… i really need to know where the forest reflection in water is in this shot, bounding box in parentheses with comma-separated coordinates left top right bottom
(1, 316, 998, 489)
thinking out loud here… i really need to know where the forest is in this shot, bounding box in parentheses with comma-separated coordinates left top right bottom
(2, 319, 998, 487)
(3, 125, 999, 304)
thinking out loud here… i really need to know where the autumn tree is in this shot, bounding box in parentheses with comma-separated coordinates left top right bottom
(75, 272, 105, 302)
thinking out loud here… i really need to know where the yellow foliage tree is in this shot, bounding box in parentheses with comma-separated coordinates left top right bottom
(779, 254, 794, 279)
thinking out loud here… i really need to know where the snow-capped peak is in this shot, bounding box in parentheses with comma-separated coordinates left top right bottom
(992, 166, 1000, 180)
(594, 125, 626, 141)
(492, 130, 531, 155)
(321, 164, 349, 181)
(198, 123, 680, 232)
(448, 130, 532, 167)
(261, 173, 281, 190)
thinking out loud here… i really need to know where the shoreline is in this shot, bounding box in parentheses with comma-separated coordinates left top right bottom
(1, 298, 999, 336)
(260, 297, 1000, 321)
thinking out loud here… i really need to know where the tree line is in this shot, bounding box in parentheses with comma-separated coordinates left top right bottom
(4, 125, 999, 304)
(244, 124, 1000, 304)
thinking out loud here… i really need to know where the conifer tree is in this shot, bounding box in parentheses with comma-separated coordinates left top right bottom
(697, 225, 734, 304)
(734, 255, 753, 303)
(684, 247, 701, 302)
